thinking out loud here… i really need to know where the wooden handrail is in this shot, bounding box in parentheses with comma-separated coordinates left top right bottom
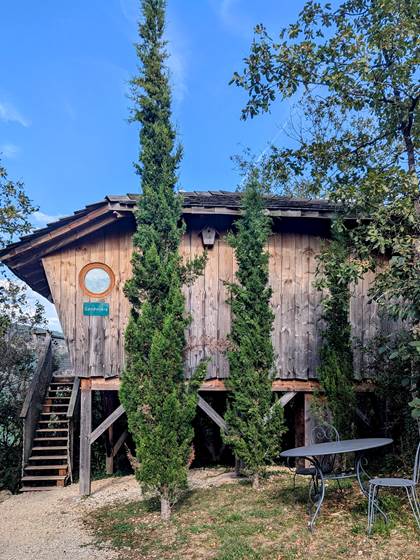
(67, 377, 80, 418)
(20, 334, 52, 418)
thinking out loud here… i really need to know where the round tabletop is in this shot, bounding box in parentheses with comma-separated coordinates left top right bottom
(280, 438, 393, 458)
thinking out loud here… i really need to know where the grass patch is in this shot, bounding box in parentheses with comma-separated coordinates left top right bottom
(85, 469, 419, 560)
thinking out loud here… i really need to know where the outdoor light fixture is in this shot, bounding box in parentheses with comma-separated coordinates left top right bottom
(200, 226, 217, 248)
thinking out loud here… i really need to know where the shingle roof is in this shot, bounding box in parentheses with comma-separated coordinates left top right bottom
(105, 191, 336, 211)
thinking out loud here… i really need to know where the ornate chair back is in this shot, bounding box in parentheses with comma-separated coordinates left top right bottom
(310, 423, 340, 475)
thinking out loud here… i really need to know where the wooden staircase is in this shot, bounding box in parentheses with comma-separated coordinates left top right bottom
(21, 376, 74, 492)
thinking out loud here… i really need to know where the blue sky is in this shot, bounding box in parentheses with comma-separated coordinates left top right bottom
(1, 0, 304, 327)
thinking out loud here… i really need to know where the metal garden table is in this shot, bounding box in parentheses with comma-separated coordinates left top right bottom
(280, 438, 393, 530)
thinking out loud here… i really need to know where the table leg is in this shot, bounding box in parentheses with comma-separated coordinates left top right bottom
(306, 457, 325, 531)
(355, 453, 388, 524)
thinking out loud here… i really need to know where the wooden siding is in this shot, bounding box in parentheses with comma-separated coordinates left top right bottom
(43, 227, 133, 378)
(43, 222, 391, 379)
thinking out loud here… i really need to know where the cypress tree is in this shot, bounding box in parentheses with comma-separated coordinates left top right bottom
(120, 0, 205, 520)
(315, 227, 356, 437)
(224, 173, 287, 489)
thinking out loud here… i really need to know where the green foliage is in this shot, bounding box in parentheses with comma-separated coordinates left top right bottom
(224, 173, 286, 486)
(315, 227, 357, 436)
(0, 161, 35, 248)
(409, 398, 420, 420)
(365, 332, 419, 465)
(120, 0, 205, 518)
(232, 0, 419, 419)
(0, 159, 44, 492)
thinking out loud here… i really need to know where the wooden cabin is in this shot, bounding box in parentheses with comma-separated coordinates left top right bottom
(0, 191, 387, 494)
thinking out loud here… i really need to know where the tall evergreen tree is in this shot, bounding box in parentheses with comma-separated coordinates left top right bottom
(315, 227, 357, 437)
(224, 173, 286, 489)
(120, 0, 205, 520)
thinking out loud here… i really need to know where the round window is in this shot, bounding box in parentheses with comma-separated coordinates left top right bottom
(79, 263, 115, 298)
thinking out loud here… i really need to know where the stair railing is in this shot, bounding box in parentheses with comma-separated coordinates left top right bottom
(67, 377, 80, 483)
(20, 334, 53, 474)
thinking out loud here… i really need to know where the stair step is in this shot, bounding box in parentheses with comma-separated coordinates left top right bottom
(29, 455, 68, 460)
(40, 412, 67, 416)
(46, 395, 71, 399)
(36, 429, 69, 433)
(21, 475, 66, 482)
(33, 436, 68, 441)
(25, 465, 68, 471)
(32, 446, 67, 451)
(42, 407, 69, 411)
(20, 486, 56, 492)
(49, 383, 73, 387)
(38, 420, 69, 424)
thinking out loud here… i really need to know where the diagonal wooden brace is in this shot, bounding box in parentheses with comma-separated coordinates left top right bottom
(90, 404, 125, 444)
(197, 396, 228, 432)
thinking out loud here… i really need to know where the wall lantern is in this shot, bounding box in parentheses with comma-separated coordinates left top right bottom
(200, 226, 217, 248)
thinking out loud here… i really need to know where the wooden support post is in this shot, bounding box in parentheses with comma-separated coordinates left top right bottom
(106, 425, 114, 475)
(102, 392, 116, 476)
(79, 381, 92, 496)
(112, 430, 128, 458)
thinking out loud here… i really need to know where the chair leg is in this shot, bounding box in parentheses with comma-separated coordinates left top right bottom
(406, 487, 420, 530)
(367, 483, 374, 534)
(412, 488, 420, 522)
(368, 484, 379, 534)
(292, 471, 297, 493)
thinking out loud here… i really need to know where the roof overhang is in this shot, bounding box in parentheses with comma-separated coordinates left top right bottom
(0, 191, 338, 299)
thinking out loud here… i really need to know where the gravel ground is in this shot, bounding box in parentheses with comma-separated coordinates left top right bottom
(0, 469, 238, 560)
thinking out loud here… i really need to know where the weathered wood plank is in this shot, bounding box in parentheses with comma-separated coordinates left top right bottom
(79, 387, 92, 496)
(90, 377, 120, 391)
(269, 233, 282, 377)
(216, 234, 233, 379)
(189, 231, 206, 376)
(281, 233, 296, 378)
(279, 391, 297, 407)
(204, 236, 219, 378)
(295, 234, 307, 379)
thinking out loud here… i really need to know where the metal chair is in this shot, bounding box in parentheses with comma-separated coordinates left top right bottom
(293, 422, 340, 491)
(367, 442, 420, 533)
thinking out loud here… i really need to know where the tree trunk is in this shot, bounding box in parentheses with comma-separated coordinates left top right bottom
(161, 494, 171, 521)
(252, 473, 260, 490)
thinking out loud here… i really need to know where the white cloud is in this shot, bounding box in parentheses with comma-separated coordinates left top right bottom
(32, 210, 62, 228)
(219, 0, 238, 21)
(0, 100, 30, 127)
(166, 41, 188, 103)
(0, 143, 20, 159)
(213, 0, 252, 37)
(119, 0, 138, 24)
(165, 17, 189, 104)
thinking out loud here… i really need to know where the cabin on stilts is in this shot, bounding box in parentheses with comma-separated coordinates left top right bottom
(0, 191, 389, 494)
